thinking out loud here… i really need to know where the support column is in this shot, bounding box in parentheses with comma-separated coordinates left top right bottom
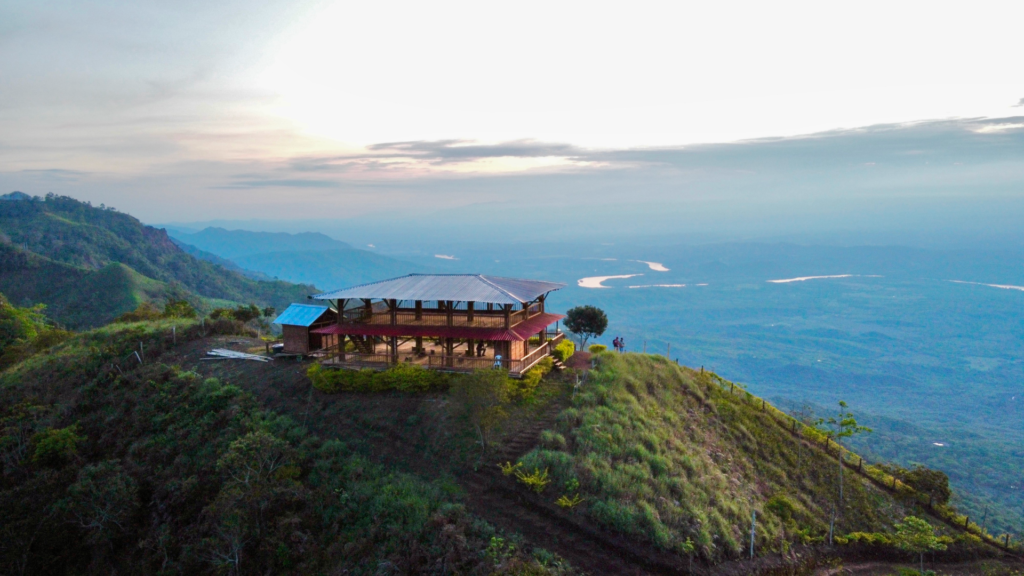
(467, 301, 475, 324)
(390, 336, 398, 365)
(446, 301, 454, 327)
(337, 299, 347, 361)
(467, 338, 475, 357)
(415, 336, 423, 353)
(415, 300, 423, 321)
(388, 299, 397, 325)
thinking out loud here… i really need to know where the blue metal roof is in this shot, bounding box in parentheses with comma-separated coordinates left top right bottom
(311, 274, 565, 305)
(272, 304, 331, 327)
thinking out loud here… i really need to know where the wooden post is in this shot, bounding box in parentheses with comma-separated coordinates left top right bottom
(503, 304, 512, 329)
(415, 300, 423, 321)
(389, 299, 397, 326)
(446, 301, 454, 327)
(749, 510, 756, 559)
(467, 301, 474, 324)
(467, 339, 475, 357)
(487, 303, 494, 311)
(390, 336, 398, 364)
(415, 336, 423, 353)
(538, 294, 545, 313)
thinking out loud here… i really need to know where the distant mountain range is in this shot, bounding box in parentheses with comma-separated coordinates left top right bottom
(0, 195, 315, 328)
(164, 227, 427, 291)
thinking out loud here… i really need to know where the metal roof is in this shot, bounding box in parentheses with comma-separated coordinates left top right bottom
(312, 274, 565, 305)
(272, 304, 331, 327)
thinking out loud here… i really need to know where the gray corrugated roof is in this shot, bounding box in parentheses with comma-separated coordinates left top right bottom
(272, 304, 330, 327)
(311, 274, 565, 305)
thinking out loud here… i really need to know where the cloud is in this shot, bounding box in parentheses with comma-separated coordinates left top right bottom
(219, 178, 339, 189)
(1014, 98, 1024, 108)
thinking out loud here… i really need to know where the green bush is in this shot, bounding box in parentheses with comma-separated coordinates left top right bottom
(511, 357, 554, 401)
(31, 424, 84, 467)
(588, 344, 607, 353)
(552, 339, 575, 362)
(306, 363, 449, 394)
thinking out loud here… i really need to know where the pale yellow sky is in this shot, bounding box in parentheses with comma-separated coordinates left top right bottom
(1, 0, 1023, 221)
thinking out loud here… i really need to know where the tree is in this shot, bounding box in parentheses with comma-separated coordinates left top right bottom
(449, 369, 511, 452)
(904, 465, 951, 506)
(59, 460, 139, 544)
(894, 515, 946, 574)
(817, 400, 871, 544)
(163, 300, 197, 319)
(563, 305, 608, 349)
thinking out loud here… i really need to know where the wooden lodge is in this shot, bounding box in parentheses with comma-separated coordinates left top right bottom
(271, 304, 338, 354)
(308, 274, 566, 377)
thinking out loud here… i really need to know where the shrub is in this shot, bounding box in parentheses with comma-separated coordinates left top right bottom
(552, 340, 575, 363)
(511, 357, 554, 401)
(515, 467, 551, 494)
(31, 424, 84, 467)
(306, 363, 449, 394)
(556, 493, 585, 509)
(588, 344, 607, 353)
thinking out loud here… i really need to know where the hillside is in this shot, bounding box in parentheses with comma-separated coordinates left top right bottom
(166, 227, 427, 289)
(0, 195, 315, 328)
(0, 310, 1017, 574)
(0, 319, 573, 575)
(170, 227, 353, 258)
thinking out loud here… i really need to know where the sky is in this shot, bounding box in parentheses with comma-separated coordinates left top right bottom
(1, 0, 1023, 238)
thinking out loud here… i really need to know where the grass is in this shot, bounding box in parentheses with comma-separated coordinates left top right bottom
(518, 352, 914, 561)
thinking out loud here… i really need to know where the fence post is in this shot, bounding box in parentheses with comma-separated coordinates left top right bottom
(749, 510, 756, 558)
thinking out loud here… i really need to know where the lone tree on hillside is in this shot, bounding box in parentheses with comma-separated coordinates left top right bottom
(894, 515, 946, 574)
(817, 400, 871, 544)
(563, 305, 608, 349)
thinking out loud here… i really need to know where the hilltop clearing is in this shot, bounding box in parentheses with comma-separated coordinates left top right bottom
(0, 195, 314, 328)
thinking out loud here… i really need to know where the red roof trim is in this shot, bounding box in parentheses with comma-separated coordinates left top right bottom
(311, 313, 564, 342)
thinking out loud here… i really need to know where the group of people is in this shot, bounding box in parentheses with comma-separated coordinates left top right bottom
(612, 336, 626, 353)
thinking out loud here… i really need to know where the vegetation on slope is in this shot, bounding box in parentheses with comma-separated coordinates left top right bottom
(0, 195, 314, 328)
(517, 353, 967, 562)
(0, 319, 573, 575)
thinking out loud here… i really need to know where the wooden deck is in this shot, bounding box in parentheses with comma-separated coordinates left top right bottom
(319, 332, 565, 377)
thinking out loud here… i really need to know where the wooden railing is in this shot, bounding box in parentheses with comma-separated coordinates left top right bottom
(343, 308, 548, 329)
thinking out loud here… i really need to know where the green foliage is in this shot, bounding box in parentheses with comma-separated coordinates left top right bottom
(31, 424, 84, 467)
(512, 357, 554, 401)
(499, 461, 523, 476)
(552, 339, 575, 363)
(0, 293, 72, 370)
(904, 466, 952, 505)
(563, 305, 608, 348)
(894, 516, 947, 555)
(515, 467, 551, 494)
(59, 460, 139, 543)
(588, 344, 607, 353)
(450, 369, 513, 451)
(0, 194, 315, 329)
(163, 299, 198, 318)
(516, 353, 904, 561)
(556, 493, 584, 509)
(0, 321, 557, 574)
(114, 301, 164, 322)
(210, 303, 262, 323)
(306, 363, 450, 394)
